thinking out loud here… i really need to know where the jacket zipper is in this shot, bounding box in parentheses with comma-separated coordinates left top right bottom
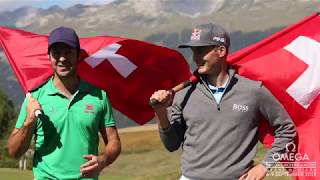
(201, 79, 222, 111)
(200, 76, 231, 111)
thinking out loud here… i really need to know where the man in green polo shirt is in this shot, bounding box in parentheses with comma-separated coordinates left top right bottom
(8, 26, 121, 180)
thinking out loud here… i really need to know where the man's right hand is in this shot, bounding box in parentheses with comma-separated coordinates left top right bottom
(7, 94, 41, 158)
(150, 90, 174, 109)
(25, 95, 41, 126)
(150, 90, 174, 129)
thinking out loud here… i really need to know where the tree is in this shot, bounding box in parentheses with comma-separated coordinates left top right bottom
(0, 90, 17, 138)
(0, 90, 17, 167)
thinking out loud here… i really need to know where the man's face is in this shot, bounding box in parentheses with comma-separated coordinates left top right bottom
(191, 46, 224, 75)
(49, 42, 79, 78)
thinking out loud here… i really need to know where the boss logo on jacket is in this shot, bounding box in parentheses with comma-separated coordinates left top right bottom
(232, 103, 249, 112)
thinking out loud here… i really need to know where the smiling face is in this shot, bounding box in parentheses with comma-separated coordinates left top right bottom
(191, 45, 227, 75)
(49, 42, 79, 79)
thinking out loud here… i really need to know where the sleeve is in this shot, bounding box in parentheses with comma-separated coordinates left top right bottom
(102, 91, 116, 128)
(258, 84, 296, 166)
(15, 97, 28, 129)
(159, 95, 187, 152)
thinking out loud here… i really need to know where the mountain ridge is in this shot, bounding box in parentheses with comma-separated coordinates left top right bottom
(0, 0, 318, 39)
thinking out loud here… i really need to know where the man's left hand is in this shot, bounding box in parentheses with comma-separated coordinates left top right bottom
(238, 164, 268, 180)
(80, 154, 106, 178)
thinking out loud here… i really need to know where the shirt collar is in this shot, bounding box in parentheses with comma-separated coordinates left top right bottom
(46, 76, 90, 95)
(205, 75, 229, 93)
(46, 76, 59, 95)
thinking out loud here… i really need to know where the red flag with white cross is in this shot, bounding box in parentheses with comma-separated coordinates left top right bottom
(1, 13, 320, 179)
(0, 27, 191, 125)
(228, 12, 320, 179)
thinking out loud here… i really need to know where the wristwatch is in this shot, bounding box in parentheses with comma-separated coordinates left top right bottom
(261, 160, 273, 171)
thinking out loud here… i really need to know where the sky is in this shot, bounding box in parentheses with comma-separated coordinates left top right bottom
(0, 0, 116, 12)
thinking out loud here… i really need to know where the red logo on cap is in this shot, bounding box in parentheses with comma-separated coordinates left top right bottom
(191, 28, 201, 40)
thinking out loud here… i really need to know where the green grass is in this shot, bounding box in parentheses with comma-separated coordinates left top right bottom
(0, 129, 292, 180)
(0, 168, 33, 180)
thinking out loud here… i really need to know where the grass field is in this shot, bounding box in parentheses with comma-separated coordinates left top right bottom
(0, 125, 292, 180)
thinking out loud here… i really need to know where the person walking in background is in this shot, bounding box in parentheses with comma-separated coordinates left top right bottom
(150, 23, 296, 180)
(8, 26, 121, 180)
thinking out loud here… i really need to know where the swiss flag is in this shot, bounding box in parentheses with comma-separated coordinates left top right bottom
(228, 12, 320, 179)
(0, 27, 191, 125)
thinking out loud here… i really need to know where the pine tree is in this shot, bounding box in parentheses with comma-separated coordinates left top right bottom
(0, 89, 17, 166)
